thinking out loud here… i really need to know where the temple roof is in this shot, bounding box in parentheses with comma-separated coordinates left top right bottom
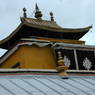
(0, 5, 92, 49)
(0, 71, 95, 95)
(21, 17, 92, 32)
(21, 17, 61, 29)
(0, 17, 92, 49)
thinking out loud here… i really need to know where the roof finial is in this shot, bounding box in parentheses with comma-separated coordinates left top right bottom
(56, 51, 68, 78)
(23, 8, 27, 18)
(50, 12, 54, 21)
(36, 3, 39, 10)
(35, 3, 42, 20)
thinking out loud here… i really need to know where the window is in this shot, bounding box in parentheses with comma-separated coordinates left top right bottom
(11, 62, 20, 68)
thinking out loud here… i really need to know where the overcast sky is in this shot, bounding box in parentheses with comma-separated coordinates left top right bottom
(0, 0, 95, 56)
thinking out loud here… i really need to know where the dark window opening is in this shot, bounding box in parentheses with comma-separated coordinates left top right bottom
(11, 62, 20, 68)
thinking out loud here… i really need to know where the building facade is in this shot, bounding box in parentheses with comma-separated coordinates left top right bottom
(0, 4, 94, 72)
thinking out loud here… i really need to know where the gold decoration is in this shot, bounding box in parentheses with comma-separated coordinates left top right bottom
(56, 51, 68, 77)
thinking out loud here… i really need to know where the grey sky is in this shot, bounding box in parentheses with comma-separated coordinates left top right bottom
(0, 0, 95, 56)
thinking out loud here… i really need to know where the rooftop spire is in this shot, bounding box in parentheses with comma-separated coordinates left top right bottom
(56, 51, 68, 77)
(35, 3, 42, 20)
(50, 12, 54, 21)
(36, 3, 39, 10)
(23, 8, 27, 18)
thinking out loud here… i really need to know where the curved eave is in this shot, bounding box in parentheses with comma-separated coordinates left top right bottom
(24, 22, 92, 33)
(0, 21, 92, 49)
(0, 23, 23, 46)
(24, 23, 92, 40)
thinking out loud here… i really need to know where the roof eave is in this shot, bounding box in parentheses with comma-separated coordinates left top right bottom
(0, 20, 92, 49)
